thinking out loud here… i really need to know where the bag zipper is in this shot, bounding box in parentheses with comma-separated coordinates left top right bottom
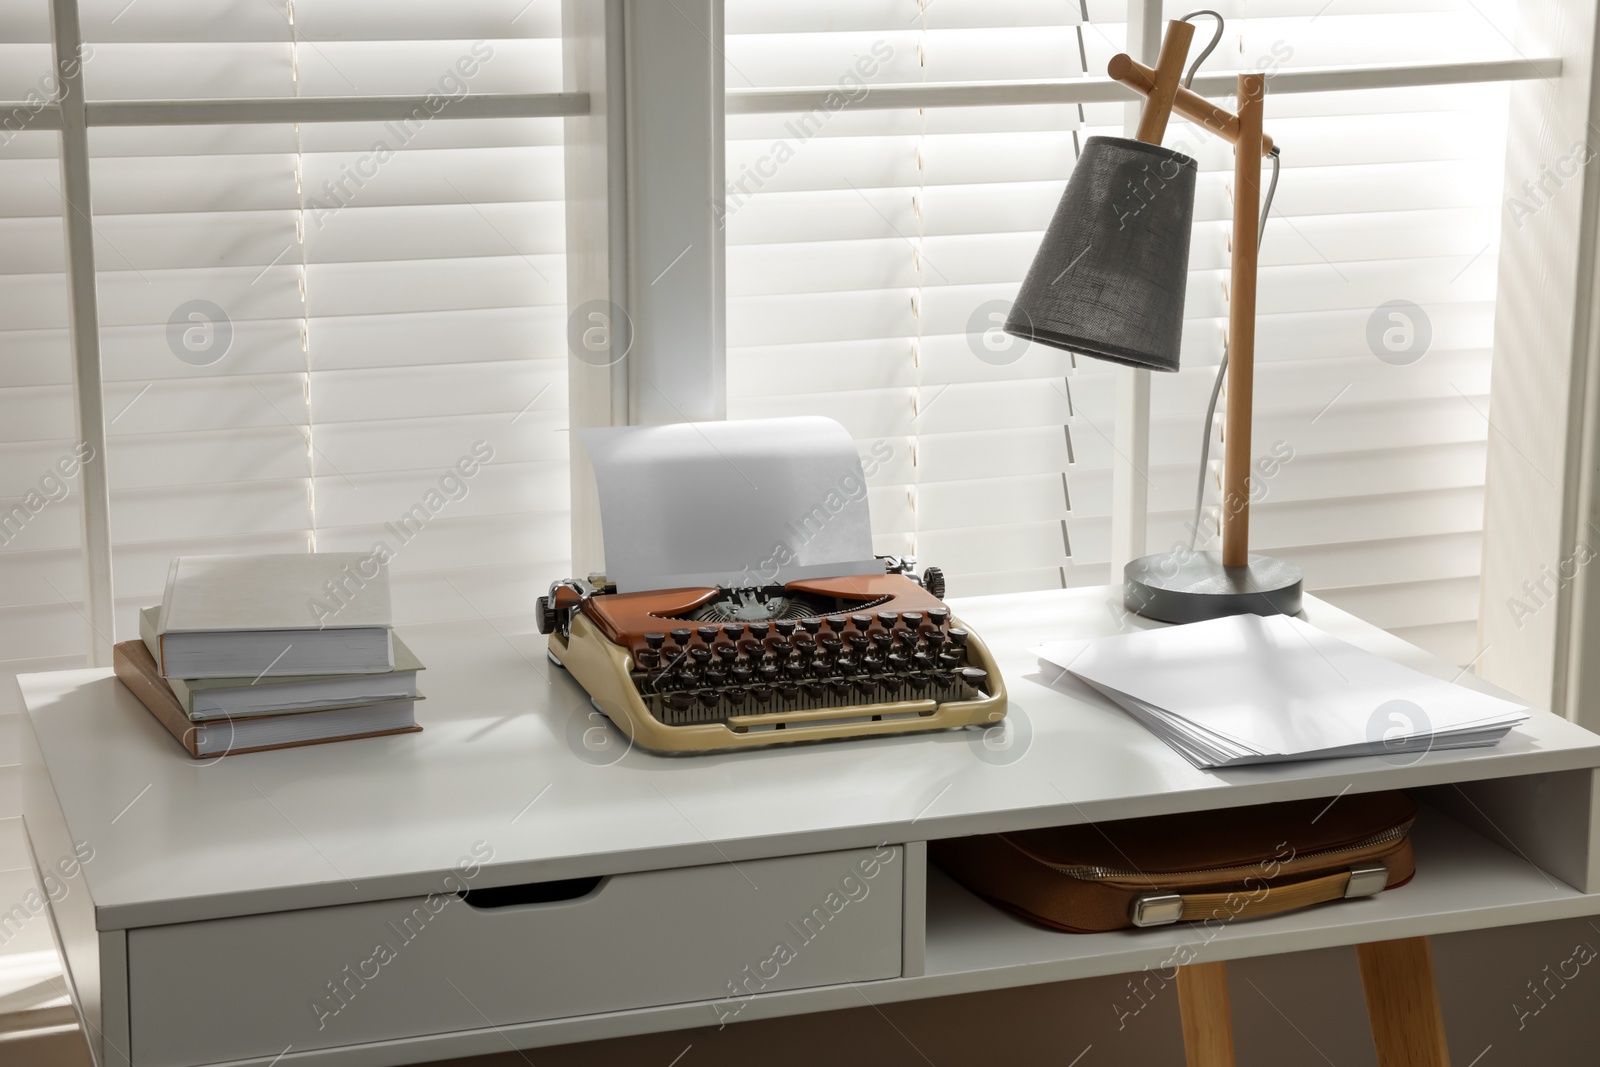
(1020, 821, 1413, 882)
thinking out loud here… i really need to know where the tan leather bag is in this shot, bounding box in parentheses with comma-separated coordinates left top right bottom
(930, 791, 1416, 933)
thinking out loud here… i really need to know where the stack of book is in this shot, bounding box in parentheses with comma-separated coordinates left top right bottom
(113, 554, 423, 758)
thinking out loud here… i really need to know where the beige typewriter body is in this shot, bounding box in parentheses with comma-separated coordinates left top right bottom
(539, 571, 1007, 754)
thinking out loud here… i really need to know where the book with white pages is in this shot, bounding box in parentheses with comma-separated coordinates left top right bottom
(140, 607, 422, 720)
(1033, 613, 1529, 769)
(150, 554, 394, 678)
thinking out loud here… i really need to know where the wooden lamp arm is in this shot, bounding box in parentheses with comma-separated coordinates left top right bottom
(1133, 20, 1196, 145)
(1111, 51, 1277, 156)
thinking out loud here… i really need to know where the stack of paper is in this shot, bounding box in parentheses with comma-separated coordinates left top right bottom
(1034, 614, 1529, 769)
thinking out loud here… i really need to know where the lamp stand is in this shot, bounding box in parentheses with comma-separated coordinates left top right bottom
(1111, 25, 1304, 624)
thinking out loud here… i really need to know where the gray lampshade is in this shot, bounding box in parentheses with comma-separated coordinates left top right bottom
(1005, 136, 1197, 372)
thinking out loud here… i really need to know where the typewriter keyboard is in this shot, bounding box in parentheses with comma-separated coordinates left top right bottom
(626, 609, 990, 726)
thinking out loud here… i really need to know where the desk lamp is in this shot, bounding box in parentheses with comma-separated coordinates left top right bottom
(1006, 15, 1302, 623)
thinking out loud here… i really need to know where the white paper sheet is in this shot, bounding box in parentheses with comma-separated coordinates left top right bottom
(579, 417, 882, 592)
(1032, 614, 1528, 766)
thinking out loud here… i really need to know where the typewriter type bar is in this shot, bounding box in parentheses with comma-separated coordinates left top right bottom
(538, 568, 1007, 754)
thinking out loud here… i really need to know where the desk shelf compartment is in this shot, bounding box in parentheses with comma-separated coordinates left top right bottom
(913, 800, 1598, 997)
(124, 846, 903, 1067)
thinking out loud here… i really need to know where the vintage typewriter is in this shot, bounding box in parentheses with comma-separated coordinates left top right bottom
(537, 558, 1006, 754)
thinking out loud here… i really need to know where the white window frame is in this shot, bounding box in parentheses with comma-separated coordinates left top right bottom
(1478, 0, 1600, 727)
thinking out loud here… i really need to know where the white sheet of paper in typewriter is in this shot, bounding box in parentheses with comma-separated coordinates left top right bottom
(579, 416, 883, 593)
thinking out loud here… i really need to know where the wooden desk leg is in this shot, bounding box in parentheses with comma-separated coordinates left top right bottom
(1177, 962, 1237, 1067)
(1356, 937, 1451, 1067)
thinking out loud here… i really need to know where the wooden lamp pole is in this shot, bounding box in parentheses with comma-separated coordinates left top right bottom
(1109, 28, 1272, 568)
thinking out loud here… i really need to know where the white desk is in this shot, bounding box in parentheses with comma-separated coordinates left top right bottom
(19, 588, 1600, 1067)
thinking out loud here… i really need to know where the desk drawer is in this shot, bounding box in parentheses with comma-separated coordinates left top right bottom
(127, 846, 902, 1066)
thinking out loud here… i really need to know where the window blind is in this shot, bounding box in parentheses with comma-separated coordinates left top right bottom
(0, 0, 571, 666)
(725, 0, 1516, 664)
(725, 0, 1108, 599)
(0, 0, 82, 664)
(0, 121, 81, 665)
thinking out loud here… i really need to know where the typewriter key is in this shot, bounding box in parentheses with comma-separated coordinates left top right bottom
(689, 646, 712, 665)
(824, 616, 848, 633)
(960, 667, 989, 693)
(871, 631, 894, 649)
(828, 679, 851, 697)
(927, 608, 950, 628)
(799, 618, 822, 635)
(926, 630, 947, 650)
(751, 685, 774, 704)
(847, 633, 870, 652)
(811, 660, 831, 679)
(876, 611, 899, 629)
(667, 692, 692, 711)
(698, 690, 719, 708)
(722, 624, 744, 641)
(732, 665, 753, 684)
(740, 639, 764, 659)
(896, 630, 918, 648)
(849, 613, 873, 631)
(705, 668, 727, 687)
(802, 682, 825, 699)
(901, 612, 924, 629)
(947, 627, 969, 648)
(716, 645, 738, 663)
(938, 651, 962, 669)
(669, 628, 693, 646)
(696, 626, 719, 643)
(726, 689, 748, 707)
(748, 622, 770, 639)
(644, 632, 667, 650)
(637, 649, 661, 669)
(758, 663, 780, 683)
(774, 619, 797, 637)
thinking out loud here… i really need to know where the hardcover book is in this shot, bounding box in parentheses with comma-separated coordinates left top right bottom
(114, 640, 421, 758)
(148, 554, 393, 678)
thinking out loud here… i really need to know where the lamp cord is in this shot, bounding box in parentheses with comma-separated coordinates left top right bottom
(1178, 10, 1226, 90)
(1190, 145, 1281, 550)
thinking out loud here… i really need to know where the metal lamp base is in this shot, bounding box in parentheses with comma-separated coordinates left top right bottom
(1124, 550, 1303, 624)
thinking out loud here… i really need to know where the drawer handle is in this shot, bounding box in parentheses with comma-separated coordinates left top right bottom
(458, 875, 604, 909)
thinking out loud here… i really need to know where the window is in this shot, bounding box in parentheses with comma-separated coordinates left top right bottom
(724, 0, 1524, 664)
(0, 0, 1576, 687)
(0, 0, 572, 666)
